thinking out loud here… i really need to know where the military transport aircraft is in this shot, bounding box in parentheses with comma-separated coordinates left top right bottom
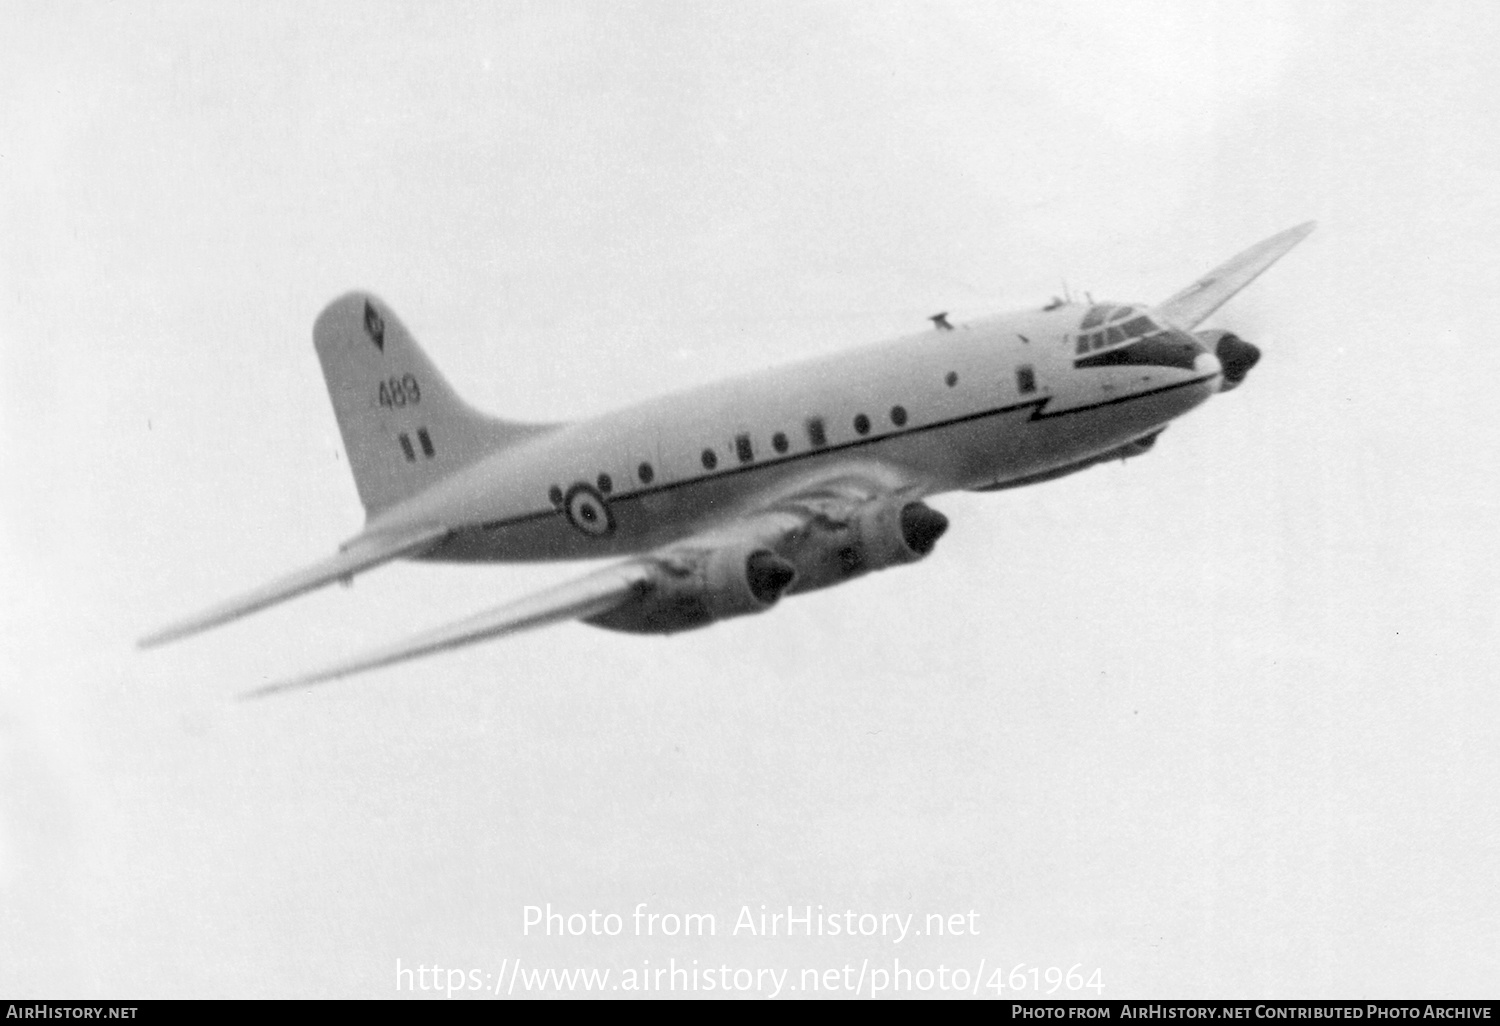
(140, 223, 1315, 696)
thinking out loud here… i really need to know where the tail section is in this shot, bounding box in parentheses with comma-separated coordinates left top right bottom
(314, 293, 555, 517)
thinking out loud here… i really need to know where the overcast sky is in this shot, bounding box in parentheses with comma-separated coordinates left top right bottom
(3, 0, 1498, 999)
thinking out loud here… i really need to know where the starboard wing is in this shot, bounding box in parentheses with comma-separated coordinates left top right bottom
(1154, 222, 1315, 330)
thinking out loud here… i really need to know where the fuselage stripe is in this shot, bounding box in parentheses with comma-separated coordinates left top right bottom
(475, 372, 1218, 534)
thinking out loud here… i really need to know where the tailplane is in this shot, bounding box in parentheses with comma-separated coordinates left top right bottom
(314, 293, 554, 517)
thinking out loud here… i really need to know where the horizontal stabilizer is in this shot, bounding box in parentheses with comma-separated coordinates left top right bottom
(243, 561, 652, 698)
(138, 524, 450, 649)
(1154, 222, 1315, 330)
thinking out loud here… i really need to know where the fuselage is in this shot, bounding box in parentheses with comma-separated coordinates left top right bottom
(373, 301, 1222, 562)
(138, 222, 1309, 680)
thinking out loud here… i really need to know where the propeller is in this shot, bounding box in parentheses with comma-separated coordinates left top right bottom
(1200, 329, 1262, 391)
(1191, 304, 1263, 393)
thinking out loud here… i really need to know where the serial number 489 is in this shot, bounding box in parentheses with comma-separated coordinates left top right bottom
(377, 374, 421, 408)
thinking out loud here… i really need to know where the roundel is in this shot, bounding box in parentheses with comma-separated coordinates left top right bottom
(563, 482, 615, 538)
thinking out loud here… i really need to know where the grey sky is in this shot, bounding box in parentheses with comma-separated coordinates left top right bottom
(3, 0, 1497, 998)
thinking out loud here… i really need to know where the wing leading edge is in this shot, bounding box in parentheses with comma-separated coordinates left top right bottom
(244, 561, 653, 698)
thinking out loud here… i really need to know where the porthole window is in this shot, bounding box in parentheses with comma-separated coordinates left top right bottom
(1017, 365, 1037, 394)
(890, 405, 907, 427)
(597, 473, 613, 494)
(854, 414, 870, 436)
(945, 371, 958, 387)
(806, 417, 827, 448)
(701, 448, 718, 470)
(735, 433, 754, 464)
(548, 485, 563, 507)
(638, 462, 654, 484)
(772, 431, 789, 454)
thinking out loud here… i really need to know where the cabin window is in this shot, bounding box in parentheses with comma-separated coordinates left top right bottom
(854, 414, 870, 436)
(638, 462, 654, 484)
(417, 428, 435, 458)
(701, 448, 718, 470)
(1017, 365, 1037, 394)
(890, 405, 908, 427)
(772, 431, 789, 454)
(1076, 336, 1089, 355)
(1106, 326, 1125, 345)
(398, 434, 416, 462)
(946, 371, 958, 387)
(735, 434, 754, 464)
(548, 485, 563, 506)
(806, 417, 827, 448)
(597, 473, 613, 494)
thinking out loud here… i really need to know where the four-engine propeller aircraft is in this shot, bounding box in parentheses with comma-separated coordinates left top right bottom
(140, 223, 1315, 696)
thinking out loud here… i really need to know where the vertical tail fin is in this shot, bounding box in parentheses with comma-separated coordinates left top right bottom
(314, 293, 554, 517)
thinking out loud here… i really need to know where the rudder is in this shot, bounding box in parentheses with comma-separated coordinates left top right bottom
(314, 293, 553, 517)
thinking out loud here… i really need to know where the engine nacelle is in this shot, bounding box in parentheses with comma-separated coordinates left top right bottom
(1193, 328, 1261, 392)
(585, 544, 796, 635)
(782, 499, 949, 596)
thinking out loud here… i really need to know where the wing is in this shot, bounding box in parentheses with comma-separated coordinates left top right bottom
(1154, 222, 1316, 330)
(244, 560, 654, 698)
(244, 461, 938, 698)
(138, 523, 450, 649)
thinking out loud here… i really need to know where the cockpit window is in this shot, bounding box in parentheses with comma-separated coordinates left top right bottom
(1080, 303, 1141, 330)
(1073, 311, 1163, 355)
